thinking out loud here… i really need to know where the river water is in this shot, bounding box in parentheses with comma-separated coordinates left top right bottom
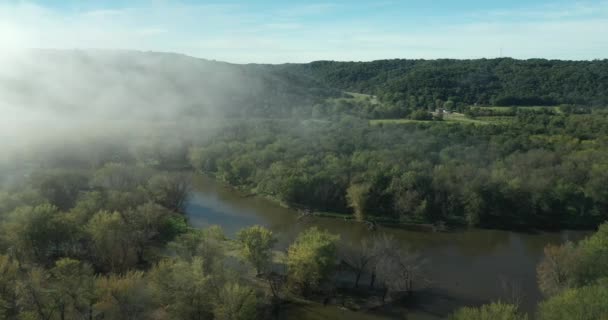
(186, 175, 589, 319)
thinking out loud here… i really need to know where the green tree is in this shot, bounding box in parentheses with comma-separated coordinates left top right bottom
(0, 255, 19, 319)
(571, 223, 608, 286)
(237, 225, 277, 275)
(287, 227, 339, 295)
(147, 173, 192, 212)
(3, 204, 80, 264)
(538, 279, 608, 320)
(31, 170, 89, 210)
(148, 258, 215, 320)
(49, 258, 96, 320)
(86, 211, 137, 272)
(168, 227, 225, 274)
(346, 183, 371, 222)
(215, 283, 257, 320)
(95, 271, 153, 320)
(122, 202, 175, 264)
(16, 267, 56, 320)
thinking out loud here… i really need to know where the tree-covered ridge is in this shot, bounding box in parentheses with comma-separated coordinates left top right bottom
(279, 58, 608, 114)
(6, 51, 608, 121)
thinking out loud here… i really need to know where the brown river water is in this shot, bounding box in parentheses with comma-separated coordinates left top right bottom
(186, 175, 589, 319)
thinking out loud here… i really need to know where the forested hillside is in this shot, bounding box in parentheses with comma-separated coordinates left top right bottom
(5, 52, 608, 120)
(279, 59, 608, 117)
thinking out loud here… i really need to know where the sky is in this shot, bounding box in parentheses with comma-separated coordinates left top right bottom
(0, 0, 607, 63)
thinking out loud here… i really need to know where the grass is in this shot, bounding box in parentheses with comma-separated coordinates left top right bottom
(443, 113, 492, 124)
(344, 91, 379, 103)
(475, 105, 563, 115)
(369, 118, 421, 125)
(370, 112, 500, 126)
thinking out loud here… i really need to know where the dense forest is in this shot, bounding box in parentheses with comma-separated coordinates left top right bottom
(189, 113, 608, 229)
(1, 162, 607, 319)
(280, 59, 608, 117)
(1, 157, 607, 319)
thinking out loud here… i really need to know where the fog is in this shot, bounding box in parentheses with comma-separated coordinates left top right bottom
(0, 49, 287, 163)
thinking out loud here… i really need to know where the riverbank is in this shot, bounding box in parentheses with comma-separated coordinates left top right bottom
(194, 172, 598, 233)
(187, 174, 592, 319)
(194, 172, 449, 232)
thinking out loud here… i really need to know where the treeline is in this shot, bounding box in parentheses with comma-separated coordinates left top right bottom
(450, 223, 608, 319)
(189, 113, 608, 229)
(280, 58, 608, 117)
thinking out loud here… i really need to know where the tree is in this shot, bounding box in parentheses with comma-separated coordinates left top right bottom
(338, 238, 377, 288)
(148, 258, 215, 320)
(346, 183, 371, 222)
(215, 283, 257, 320)
(410, 110, 432, 120)
(3, 204, 80, 265)
(16, 267, 55, 320)
(0, 255, 19, 319)
(287, 227, 339, 295)
(122, 202, 175, 265)
(95, 271, 153, 320)
(537, 243, 578, 296)
(237, 225, 277, 275)
(538, 279, 608, 320)
(377, 247, 425, 298)
(168, 227, 225, 274)
(92, 163, 151, 191)
(147, 173, 192, 212)
(86, 211, 137, 272)
(450, 302, 527, 320)
(31, 170, 89, 210)
(570, 223, 608, 286)
(49, 258, 96, 320)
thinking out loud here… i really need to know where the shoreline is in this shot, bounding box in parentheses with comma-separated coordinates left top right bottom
(192, 172, 597, 233)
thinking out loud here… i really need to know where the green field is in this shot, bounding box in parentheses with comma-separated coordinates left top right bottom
(370, 112, 502, 126)
(473, 105, 563, 115)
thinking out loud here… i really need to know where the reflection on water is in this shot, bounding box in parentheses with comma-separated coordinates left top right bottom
(186, 175, 590, 319)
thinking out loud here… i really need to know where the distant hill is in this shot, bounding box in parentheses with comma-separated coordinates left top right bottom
(3, 51, 608, 121)
(277, 58, 608, 113)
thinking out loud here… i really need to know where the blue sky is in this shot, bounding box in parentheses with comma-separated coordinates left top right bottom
(0, 0, 607, 63)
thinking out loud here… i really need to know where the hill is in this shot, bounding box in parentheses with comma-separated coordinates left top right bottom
(277, 58, 608, 117)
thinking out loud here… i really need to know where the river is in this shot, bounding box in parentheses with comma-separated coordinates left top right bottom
(186, 175, 589, 319)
